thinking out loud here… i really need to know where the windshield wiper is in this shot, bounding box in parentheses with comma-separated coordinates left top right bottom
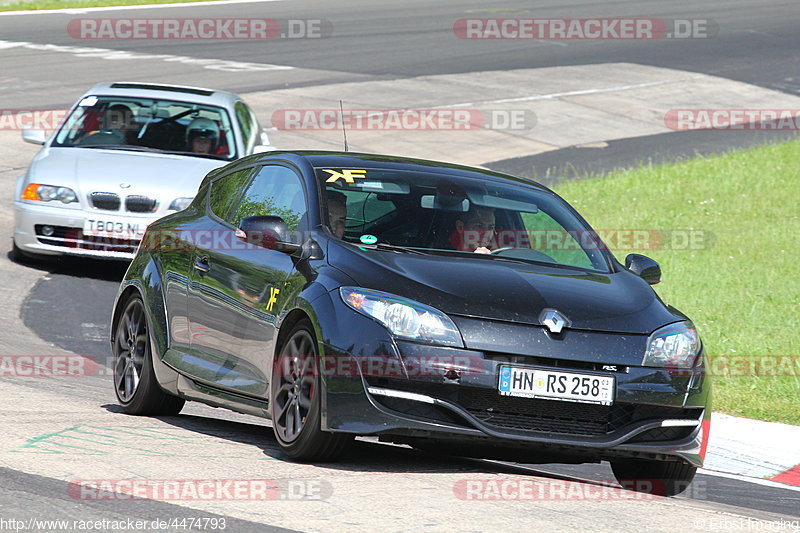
(76, 144, 164, 153)
(162, 150, 230, 160)
(360, 242, 428, 255)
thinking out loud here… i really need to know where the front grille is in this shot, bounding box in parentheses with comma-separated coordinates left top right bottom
(125, 195, 158, 213)
(458, 388, 699, 436)
(90, 192, 121, 211)
(460, 388, 615, 436)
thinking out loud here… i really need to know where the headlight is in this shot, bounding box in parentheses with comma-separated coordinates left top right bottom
(340, 287, 463, 347)
(21, 183, 78, 204)
(169, 197, 194, 211)
(643, 321, 701, 369)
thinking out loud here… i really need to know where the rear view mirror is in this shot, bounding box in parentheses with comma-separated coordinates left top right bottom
(420, 194, 469, 212)
(22, 129, 46, 145)
(625, 253, 661, 285)
(236, 215, 302, 254)
(137, 107, 171, 119)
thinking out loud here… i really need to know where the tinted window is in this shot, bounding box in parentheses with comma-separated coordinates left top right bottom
(317, 167, 608, 272)
(209, 169, 254, 222)
(231, 166, 307, 232)
(340, 190, 397, 231)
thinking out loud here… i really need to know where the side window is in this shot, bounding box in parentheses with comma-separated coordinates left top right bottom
(208, 169, 254, 223)
(231, 165, 307, 233)
(234, 101, 254, 152)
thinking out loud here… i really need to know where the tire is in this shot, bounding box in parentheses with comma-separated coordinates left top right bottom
(270, 320, 352, 462)
(113, 294, 185, 416)
(611, 458, 697, 497)
(11, 240, 52, 264)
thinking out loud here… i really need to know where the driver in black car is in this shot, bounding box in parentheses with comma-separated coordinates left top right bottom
(326, 190, 348, 239)
(450, 206, 496, 254)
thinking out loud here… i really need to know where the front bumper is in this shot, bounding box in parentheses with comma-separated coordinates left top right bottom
(13, 201, 156, 260)
(320, 334, 710, 467)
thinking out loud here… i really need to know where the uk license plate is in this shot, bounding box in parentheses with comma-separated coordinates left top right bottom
(83, 218, 142, 238)
(498, 366, 615, 405)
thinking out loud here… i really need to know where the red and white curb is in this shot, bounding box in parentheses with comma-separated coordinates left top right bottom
(703, 413, 800, 487)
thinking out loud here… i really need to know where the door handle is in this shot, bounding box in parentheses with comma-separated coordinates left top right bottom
(194, 257, 210, 275)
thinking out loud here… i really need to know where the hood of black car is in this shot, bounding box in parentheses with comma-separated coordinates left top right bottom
(329, 243, 683, 335)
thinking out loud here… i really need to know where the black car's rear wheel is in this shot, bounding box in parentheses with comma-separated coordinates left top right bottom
(611, 458, 697, 497)
(270, 320, 352, 461)
(113, 295, 184, 416)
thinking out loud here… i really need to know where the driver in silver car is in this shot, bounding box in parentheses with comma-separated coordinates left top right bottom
(79, 104, 137, 146)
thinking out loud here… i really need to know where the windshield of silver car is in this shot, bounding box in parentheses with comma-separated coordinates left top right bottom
(52, 95, 237, 159)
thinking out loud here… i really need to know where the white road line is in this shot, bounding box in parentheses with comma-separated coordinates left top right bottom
(439, 77, 705, 108)
(0, 0, 285, 16)
(0, 39, 293, 72)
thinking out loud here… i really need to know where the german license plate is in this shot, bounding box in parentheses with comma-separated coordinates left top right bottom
(498, 366, 615, 405)
(84, 218, 143, 238)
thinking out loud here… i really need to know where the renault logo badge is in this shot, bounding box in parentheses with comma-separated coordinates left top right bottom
(540, 308, 570, 335)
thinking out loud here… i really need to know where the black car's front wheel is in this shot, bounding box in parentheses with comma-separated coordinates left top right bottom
(270, 320, 352, 461)
(113, 294, 184, 416)
(611, 458, 697, 497)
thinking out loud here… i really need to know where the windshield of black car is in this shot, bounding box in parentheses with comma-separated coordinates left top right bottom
(51, 95, 237, 159)
(317, 167, 610, 272)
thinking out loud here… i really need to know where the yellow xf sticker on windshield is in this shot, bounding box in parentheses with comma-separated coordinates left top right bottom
(322, 169, 367, 183)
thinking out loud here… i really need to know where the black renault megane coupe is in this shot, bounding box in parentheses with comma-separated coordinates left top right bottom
(111, 150, 710, 496)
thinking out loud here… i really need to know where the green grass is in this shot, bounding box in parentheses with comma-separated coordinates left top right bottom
(0, 0, 221, 11)
(552, 140, 800, 425)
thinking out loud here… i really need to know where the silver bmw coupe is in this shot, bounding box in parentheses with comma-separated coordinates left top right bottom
(13, 82, 274, 260)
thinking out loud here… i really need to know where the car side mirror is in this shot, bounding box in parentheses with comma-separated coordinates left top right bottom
(236, 215, 302, 254)
(252, 131, 274, 154)
(22, 129, 46, 145)
(625, 253, 661, 285)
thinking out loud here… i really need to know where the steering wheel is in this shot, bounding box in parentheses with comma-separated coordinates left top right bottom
(490, 247, 516, 255)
